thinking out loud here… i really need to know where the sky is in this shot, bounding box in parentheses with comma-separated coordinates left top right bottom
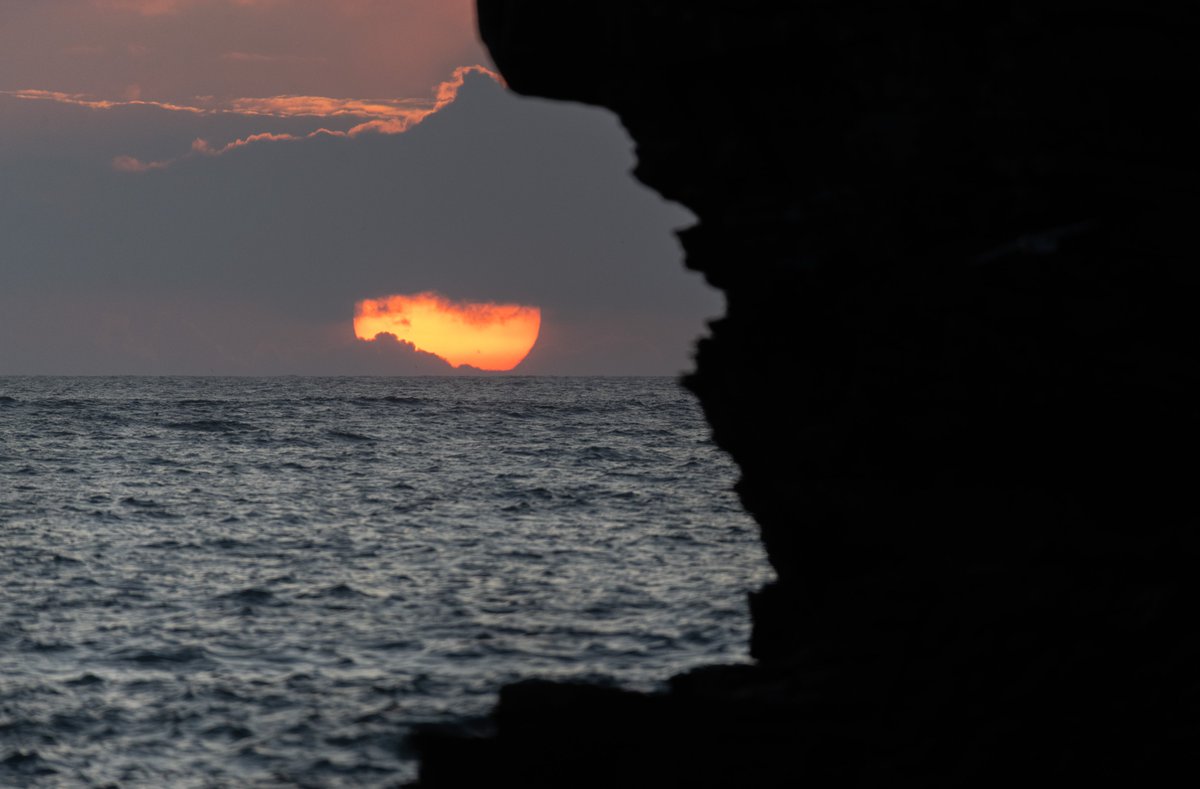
(0, 0, 717, 375)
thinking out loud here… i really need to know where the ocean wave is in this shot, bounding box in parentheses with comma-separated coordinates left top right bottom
(326, 430, 376, 442)
(217, 587, 283, 606)
(166, 419, 258, 432)
(109, 645, 213, 666)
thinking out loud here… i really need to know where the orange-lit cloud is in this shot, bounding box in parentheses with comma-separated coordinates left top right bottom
(226, 95, 431, 120)
(4, 89, 207, 114)
(354, 292, 541, 372)
(5, 65, 499, 172)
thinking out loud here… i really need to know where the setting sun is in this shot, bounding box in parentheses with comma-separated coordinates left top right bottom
(354, 292, 541, 371)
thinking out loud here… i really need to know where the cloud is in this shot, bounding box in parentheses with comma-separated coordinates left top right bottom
(190, 132, 297, 156)
(227, 95, 432, 120)
(4, 88, 207, 114)
(112, 153, 168, 171)
(6, 65, 501, 171)
(194, 65, 501, 164)
(179, 65, 501, 165)
(94, 0, 282, 15)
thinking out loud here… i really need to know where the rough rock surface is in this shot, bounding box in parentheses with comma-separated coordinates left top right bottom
(412, 2, 1200, 784)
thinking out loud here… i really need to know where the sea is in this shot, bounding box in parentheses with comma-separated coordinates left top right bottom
(0, 377, 772, 787)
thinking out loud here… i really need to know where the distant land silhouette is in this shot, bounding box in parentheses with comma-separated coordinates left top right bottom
(413, 2, 1200, 785)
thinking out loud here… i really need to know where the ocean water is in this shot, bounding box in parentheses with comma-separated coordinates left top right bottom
(0, 377, 771, 787)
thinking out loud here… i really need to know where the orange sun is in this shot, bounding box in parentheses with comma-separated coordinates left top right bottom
(354, 292, 541, 371)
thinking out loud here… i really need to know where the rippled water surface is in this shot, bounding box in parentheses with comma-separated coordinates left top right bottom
(0, 377, 771, 787)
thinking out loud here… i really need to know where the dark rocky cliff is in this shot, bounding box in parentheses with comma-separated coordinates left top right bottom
(413, 3, 1200, 784)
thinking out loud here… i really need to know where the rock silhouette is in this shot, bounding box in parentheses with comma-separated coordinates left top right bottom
(412, 2, 1200, 785)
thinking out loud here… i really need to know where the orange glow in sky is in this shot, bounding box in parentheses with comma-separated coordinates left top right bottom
(354, 292, 541, 371)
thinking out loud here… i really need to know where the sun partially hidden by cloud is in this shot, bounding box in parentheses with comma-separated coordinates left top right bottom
(354, 292, 541, 372)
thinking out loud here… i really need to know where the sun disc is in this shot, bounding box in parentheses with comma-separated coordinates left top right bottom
(353, 292, 540, 371)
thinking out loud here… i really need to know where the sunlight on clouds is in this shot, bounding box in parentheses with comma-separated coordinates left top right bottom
(7, 65, 500, 172)
(4, 89, 207, 114)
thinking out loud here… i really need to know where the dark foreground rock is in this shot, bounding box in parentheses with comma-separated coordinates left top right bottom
(412, 2, 1200, 784)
